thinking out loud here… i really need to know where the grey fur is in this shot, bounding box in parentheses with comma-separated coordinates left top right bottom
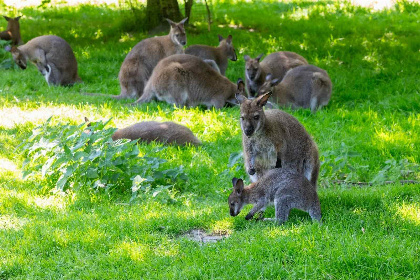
(112, 121, 201, 146)
(244, 51, 308, 97)
(236, 92, 320, 187)
(185, 34, 237, 76)
(10, 35, 81, 86)
(259, 64, 333, 112)
(228, 169, 322, 224)
(117, 18, 188, 100)
(134, 54, 245, 109)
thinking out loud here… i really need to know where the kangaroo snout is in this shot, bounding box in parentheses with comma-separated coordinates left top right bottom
(180, 40, 186, 46)
(248, 168, 256, 175)
(244, 128, 254, 137)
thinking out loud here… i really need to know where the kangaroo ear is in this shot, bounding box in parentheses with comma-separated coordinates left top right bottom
(165, 18, 177, 28)
(232, 177, 238, 187)
(244, 55, 250, 62)
(256, 53, 264, 61)
(237, 78, 245, 93)
(3, 16, 11, 21)
(14, 16, 21, 21)
(217, 34, 223, 42)
(179, 17, 188, 25)
(256, 92, 272, 107)
(226, 35, 232, 44)
(235, 178, 244, 194)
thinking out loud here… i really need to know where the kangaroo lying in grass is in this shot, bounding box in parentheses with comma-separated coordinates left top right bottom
(134, 54, 245, 109)
(10, 35, 81, 86)
(244, 51, 308, 97)
(116, 18, 188, 100)
(0, 16, 23, 46)
(228, 169, 321, 224)
(236, 92, 320, 187)
(185, 34, 237, 76)
(258, 65, 332, 112)
(112, 121, 201, 146)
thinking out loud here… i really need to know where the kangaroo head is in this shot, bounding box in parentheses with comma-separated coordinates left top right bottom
(236, 91, 271, 137)
(218, 34, 237, 61)
(10, 46, 27, 69)
(228, 178, 245, 216)
(3, 16, 21, 32)
(166, 17, 188, 47)
(257, 73, 281, 96)
(244, 53, 263, 81)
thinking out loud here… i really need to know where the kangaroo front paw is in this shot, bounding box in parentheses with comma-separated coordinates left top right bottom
(245, 213, 254, 220)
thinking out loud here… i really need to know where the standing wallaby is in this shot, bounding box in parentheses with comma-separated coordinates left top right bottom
(0, 16, 23, 46)
(112, 121, 201, 146)
(134, 54, 245, 109)
(116, 18, 188, 100)
(244, 51, 308, 97)
(236, 92, 320, 187)
(258, 65, 332, 112)
(185, 34, 237, 76)
(10, 35, 81, 86)
(228, 169, 321, 224)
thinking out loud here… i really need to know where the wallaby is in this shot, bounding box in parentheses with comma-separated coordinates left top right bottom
(228, 169, 321, 224)
(134, 54, 245, 109)
(244, 51, 308, 97)
(112, 121, 201, 146)
(10, 35, 81, 86)
(257, 65, 332, 112)
(185, 34, 237, 76)
(236, 92, 320, 187)
(116, 18, 188, 100)
(0, 16, 23, 46)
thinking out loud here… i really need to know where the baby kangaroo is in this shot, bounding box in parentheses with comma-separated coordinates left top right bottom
(10, 35, 81, 86)
(117, 18, 188, 100)
(112, 121, 201, 146)
(134, 54, 244, 109)
(228, 169, 322, 224)
(0, 16, 23, 46)
(185, 34, 237, 76)
(245, 51, 307, 97)
(258, 65, 332, 112)
(237, 92, 319, 187)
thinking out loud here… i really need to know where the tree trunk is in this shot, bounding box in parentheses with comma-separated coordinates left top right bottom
(184, 0, 193, 23)
(146, 0, 183, 30)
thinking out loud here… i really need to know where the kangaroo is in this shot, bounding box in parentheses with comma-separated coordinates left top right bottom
(134, 54, 245, 109)
(112, 121, 201, 146)
(257, 65, 332, 112)
(236, 92, 320, 187)
(0, 16, 23, 46)
(10, 35, 81, 86)
(116, 17, 188, 100)
(185, 34, 237, 76)
(228, 169, 321, 224)
(244, 51, 308, 97)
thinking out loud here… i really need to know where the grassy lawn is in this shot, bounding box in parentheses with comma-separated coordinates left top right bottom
(0, 0, 419, 279)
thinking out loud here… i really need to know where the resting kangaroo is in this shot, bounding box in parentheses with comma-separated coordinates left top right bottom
(0, 16, 23, 46)
(258, 65, 332, 112)
(185, 34, 237, 76)
(10, 35, 81, 86)
(228, 170, 321, 224)
(236, 92, 320, 187)
(112, 121, 201, 146)
(117, 18, 188, 100)
(134, 54, 245, 109)
(244, 51, 307, 97)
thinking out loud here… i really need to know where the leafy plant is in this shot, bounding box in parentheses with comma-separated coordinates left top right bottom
(370, 158, 419, 185)
(0, 39, 15, 70)
(19, 118, 187, 197)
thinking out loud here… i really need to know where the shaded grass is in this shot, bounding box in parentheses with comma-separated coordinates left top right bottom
(0, 0, 419, 279)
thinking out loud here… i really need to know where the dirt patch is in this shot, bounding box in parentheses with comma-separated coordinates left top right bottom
(182, 229, 230, 244)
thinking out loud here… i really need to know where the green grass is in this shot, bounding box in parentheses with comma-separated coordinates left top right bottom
(1, 0, 419, 279)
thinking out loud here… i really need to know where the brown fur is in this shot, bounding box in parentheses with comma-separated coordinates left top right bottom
(116, 18, 188, 100)
(112, 121, 201, 146)
(258, 65, 333, 112)
(134, 54, 245, 109)
(10, 35, 81, 86)
(244, 51, 308, 97)
(236, 92, 320, 187)
(185, 34, 237, 76)
(0, 16, 23, 46)
(228, 169, 321, 224)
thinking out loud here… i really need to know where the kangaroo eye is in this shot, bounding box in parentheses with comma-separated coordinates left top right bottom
(254, 115, 259, 120)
